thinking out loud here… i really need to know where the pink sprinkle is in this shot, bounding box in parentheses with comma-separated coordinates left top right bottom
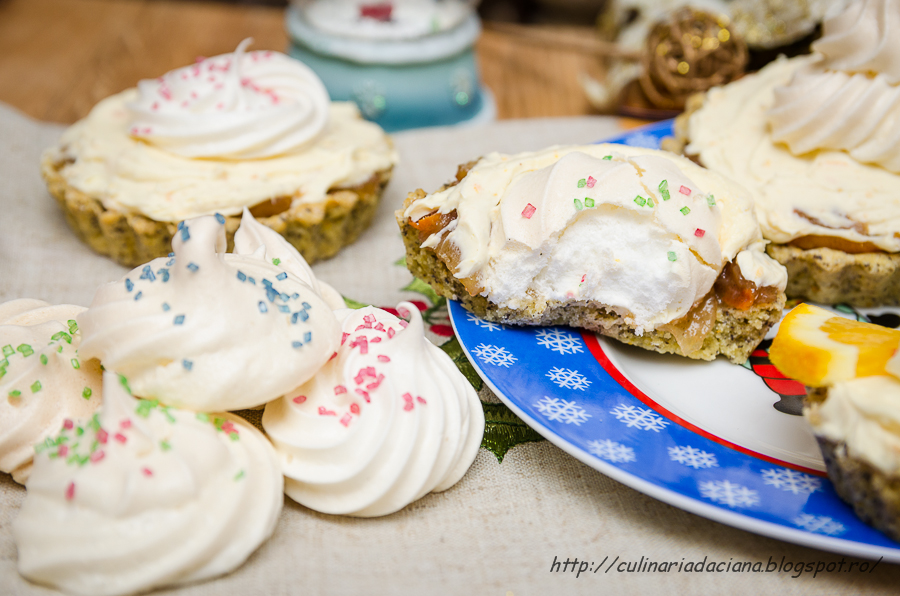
(329, 351, 338, 361)
(399, 321, 408, 329)
(151, 102, 159, 111)
(160, 88, 172, 100)
(181, 100, 189, 107)
(586, 176, 596, 188)
(97, 429, 108, 444)
(65, 482, 75, 501)
(221, 421, 235, 434)
(142, 467, 153, 477)
(355, 324, 366, 332)
(120, 419, 132, 429)
(350, 403, 360, 415)
(374, 323, 385, 332)
(580, 274, 586, 283)
(318, 407, 336, 416)
(341, 332, 350, 345)
(293, 395, 307, 404)
(58, 445, 69, 457)
(334, 385, 347, 395)
(417, 396, 427, 405)
(142, 127, 152, 135)
(377, 355, 391, 363)
(370, 337, 382, 343)
(63, 419, 74, 430)
(566, 291, 575, 298)
(208, 75, 216, 82)
(366, 374, 384, 390)
(191, 91, 198, 99)
(398, 307, 410, 319)
(387, 328, 396, 338)
(355, 388, 371, 403)
(114, 433, 127, 444)
(521, 203, 537, 219)
(404, 402, 414, 412)
(679, 185, 691, 196)
(363, 314, 376, 325)
(402, 392, 414, 403)
(350, 336, 369, 355)
(694, 228, 706, 238)
(339, 413, 352, 427)
(90, 450, 105, 463)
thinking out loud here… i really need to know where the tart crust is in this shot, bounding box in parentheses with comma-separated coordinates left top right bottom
(42, 152, 393, 268)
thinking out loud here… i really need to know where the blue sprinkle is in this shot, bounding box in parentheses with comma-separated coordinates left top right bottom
(278, 305, 290, 313)
(276, 272, 287, 281)
(157, 268, 170, 282)
(166, 258, 176, 267)
(266, 287, 279, 302)
(301, 302, 311, 310)
(186, 262, 199, 272)
(258, 302, 268, 314)
(181, 227, 190, 242)
(134, 291, 143, 301)
(279, 293, 290, 302)
(214, 213, 225, 224)
(291, 293, 299, 300)
(237, 271, 247, 282)
(303, 332, 312, 343)
(168, 252, 175, 258)
(125, 279, 134, 292)
(177, 222, 184, 231)
(140, 265, 156, 282)
(182, 359, 193, 371)
(248, 277, 256, 285)
(162, 302, 170, 312)
(291, 310, 309, 324)
(292, 341, 303, 349)
(262, 278, 273, 288)
(174, 315, 185, 325)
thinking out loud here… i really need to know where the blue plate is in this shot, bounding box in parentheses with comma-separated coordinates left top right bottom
(448, 120, 900, 562)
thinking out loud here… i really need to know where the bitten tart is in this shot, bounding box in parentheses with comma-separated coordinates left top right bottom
(42, 39, 397, 267)
(397, 144, 787, 364)
(666, 0, 900, 306)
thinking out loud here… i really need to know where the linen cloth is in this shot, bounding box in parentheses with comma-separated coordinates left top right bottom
(0, 102, 898, 595)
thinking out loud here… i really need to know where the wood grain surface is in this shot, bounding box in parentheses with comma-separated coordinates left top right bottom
(0, 0, 610, 124)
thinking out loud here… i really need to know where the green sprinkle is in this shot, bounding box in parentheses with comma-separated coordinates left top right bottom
(136, 399, 155, 418)
(67, 320, 78, 334)
(31, 381, 41, 393)
(272, 258, 281, 266)
(71, 358, 80, 369)
(229, 432, 240, 441)
(9, 389, 21, 399)
(659, 179, 670, 201)
(82, 387, 92, 399)
(573, 198, 584, 211)
(634, 195, 647, 207)
(40, 354, 48, 365)
(602, 155, 612, 160)
(0, 368, 5, 380)
(234, 470, 245, 481)
(647, 197, 655, 208)
(707, 194, 716, 206)
(0, 358, 7, 368)
(51, 331, 72, 344)
(75, 426, 84, 436)
(2, 345, 13, 357)
(584, 197, 595, 208)
(667, 251, 678, 262)
(577, 178, 586, 188)
(680, 206, 691, 216)
(57, 345, 63, 353)
(88, 413, 101, 432)
(160, 439, 171, 451)
(118, 374, 131, 395)
(17, 344, 34, 357)
(196, 412, 209, 423)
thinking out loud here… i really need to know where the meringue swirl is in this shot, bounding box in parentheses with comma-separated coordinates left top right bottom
(77, 213, 341, 411)
(262, 304, 484, 517)
(814, 0, 900, 84)
(13, 372, 283, 596)
(0, 299, 102, 484)
(128, 39, 330, 159)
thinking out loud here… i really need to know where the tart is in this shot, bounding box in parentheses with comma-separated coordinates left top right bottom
(42, 39, 397, 267)
(397, 144, 787, 364)
(667, 0, 900, 306)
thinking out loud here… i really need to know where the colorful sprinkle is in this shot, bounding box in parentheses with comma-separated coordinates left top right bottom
(237, 271, 247, 282)
(2, 345, 13, 357)
(318, 407, 336, 416)
(31, 381, 41, 393)
(350, 403, 361, 415)
(182, 359, 193, 371)
(707, 195, 716, 206)
(647, 197, 655, 208)
(9, 389, 21, 399)
(304, 331, 312, 343)
(196, 413, 209, 423)
(258, 302, 268, 314)
(97, 429, 108, 444)
(140, 265, 156, 282)
(340, 413, 352, 427)
(602, 155, 612, 160)
(586, 176, 596, 188)
(160, 440, 171, 451)
(577, 178, 586, 188)
(679, 185, 691, 196)
(125, 279, 134, 292)
(162, 302, 170, 312)
(158, 268, 170, 282)
(40, 354, 48, 365)
(114, 433, 127, 444)
(17, 344, 34, 357)
(215, 213, 225, 224)
(134, 291, 143, 301)
(680, 206, 691, 216)
(659, 180, 670, 201)
(574, 198, 584, 211)
(634, 196, 647, 207)
(585, 197, 595, 208)
(51, 331, 72, 344)
(90, 450, 105, 462)
(71, 358, 80, 369)
(276, 272, 287, 281)
(694, 228, 706, 238)
(292, 341, 303, 349)
(667, 251, 677, 262)
(234, 470, 245, 481)
(521, 203, 536, 219)
(334, 385, 347, 395)
(65, 482, 75, 501)
(181, 226, 190, 242)
(377, 355, 391, 363)
(82, 387, 92, 399)
(186, 262, 199, 272)
(173, 315, 185, 325)
(272, 258, 281, 266)
(292, 395, 307, 404)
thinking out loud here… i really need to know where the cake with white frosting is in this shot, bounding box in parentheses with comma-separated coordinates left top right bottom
(42, 39, 398, 267)
(397, 144, 788, 363)
(670, 0, 900, 306)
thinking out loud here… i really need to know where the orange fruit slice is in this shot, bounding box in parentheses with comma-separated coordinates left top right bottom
(769, 303, 900, 387)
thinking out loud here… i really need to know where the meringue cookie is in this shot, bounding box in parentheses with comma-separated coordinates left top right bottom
(262, 304, 484, 517)
(13, 372, 283, 596)
(78, 214, 341, 411)
(129, 39, 330, 159)
(0, 299, 101, 484)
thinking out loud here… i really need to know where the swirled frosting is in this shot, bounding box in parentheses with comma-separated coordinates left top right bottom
(0, 300, 102, 484)
(129, 39, 329, 159)
(687, 55, 900, 251)
(402, 144, 781, 334)
(768, 0, 900, 172)
(77, 213, 341, 411)
(13, 372, 283, 596)
(262, 304, 484, 517)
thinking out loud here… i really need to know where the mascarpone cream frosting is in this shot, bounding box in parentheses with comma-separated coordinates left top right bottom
(0, 300, 102, 484)
(403, 144, 782, 333)
(687, 55, 900, 252)
(129, 39, 330, 159)
(77, 213, 341, 411)
(262, 304, 484, 517)
(13, 372, 283, 596)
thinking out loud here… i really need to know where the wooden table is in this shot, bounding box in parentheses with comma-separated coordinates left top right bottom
(0, 0, 609, 124)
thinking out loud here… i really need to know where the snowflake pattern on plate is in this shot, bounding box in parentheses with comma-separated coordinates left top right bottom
(535, 328, 584, 355)
(609, 403, 669, 432)
(793, 514, 846, 536)
(465, 312, 504, 332)
(588, 439, 635, 463)
(698, 480, 760, 508)
(471, 343, 517, 367)
(534, 396, 591, 426)
(546, 367, 591, 391)
(761, 468, 822, 495)
(668, 445, 718, 469)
